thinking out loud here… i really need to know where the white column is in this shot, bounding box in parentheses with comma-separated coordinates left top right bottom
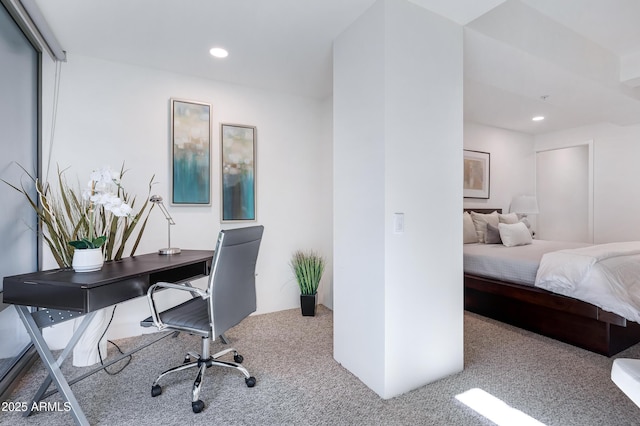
(333, 0, 464, 399)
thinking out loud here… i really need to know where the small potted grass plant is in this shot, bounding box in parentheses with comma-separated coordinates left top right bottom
(290, 250, 325, 316)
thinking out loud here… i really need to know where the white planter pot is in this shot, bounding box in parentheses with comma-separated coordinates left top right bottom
(72, 248, 104, 273)
(73, 307, 111, 367)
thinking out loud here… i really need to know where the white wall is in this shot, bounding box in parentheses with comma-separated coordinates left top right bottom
(318, 96, 334, 309)
(334, 0, 463, 399)
(39, 53, 333, 343)
(334, 0, 387, 395)
(535, 122, 640, 243)
(463, 121, 536, 215)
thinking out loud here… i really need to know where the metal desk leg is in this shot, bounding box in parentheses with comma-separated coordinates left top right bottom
(16, 306, 96, 426)
(27, 310, 97, 416)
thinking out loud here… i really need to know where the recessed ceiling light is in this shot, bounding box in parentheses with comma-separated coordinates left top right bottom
(209, 47, 228, 58)
(532, 116, 545, 121)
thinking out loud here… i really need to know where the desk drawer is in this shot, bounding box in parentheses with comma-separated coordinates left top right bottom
(4, 277, 149, 313)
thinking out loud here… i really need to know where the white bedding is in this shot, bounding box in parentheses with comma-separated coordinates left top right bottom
(464, 240, 590, 286)
(535, 242, 640, 323)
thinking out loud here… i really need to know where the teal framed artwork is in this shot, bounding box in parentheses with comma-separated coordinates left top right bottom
(170, 98, 211, 205)
(221, 123, 256, 222)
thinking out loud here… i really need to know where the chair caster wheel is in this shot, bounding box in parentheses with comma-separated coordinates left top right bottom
(245, 376, 256, 387)
(192, 400, 205, 413)
(234, 354, 244, 363)
(183, 355, 190, 364)
(151, 384, 162, 397)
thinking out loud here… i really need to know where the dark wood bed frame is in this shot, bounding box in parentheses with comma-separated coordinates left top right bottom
(464, 208, 640, 356)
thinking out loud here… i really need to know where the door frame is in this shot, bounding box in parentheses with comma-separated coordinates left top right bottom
(535, 139, 594, 243)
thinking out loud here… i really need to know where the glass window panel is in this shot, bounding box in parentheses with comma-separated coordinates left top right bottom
(0, 1, 39, 386)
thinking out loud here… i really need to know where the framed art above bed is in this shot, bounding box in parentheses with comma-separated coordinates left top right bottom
(463, 150, 490, 199)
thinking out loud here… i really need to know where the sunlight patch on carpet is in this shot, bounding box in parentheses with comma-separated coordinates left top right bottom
(455, 388, 546, 426)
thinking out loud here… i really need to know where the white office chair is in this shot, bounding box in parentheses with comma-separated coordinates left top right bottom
(141, 225, 264, 413)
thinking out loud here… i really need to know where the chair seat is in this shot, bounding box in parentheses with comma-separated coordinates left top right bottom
(141, 297, 211, 337)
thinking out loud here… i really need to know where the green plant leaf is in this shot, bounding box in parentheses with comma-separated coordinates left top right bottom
(3, 162, 155, 267)
(290, 250, 325, 295)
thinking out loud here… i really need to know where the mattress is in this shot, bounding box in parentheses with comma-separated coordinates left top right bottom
(463, 240, 591, 286)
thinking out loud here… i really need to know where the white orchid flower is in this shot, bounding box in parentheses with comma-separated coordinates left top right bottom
(109, 203, 133, 218)
(90, 167, 119, 184)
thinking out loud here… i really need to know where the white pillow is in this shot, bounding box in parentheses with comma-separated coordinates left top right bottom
(499, 212, 519, 224)
(498, 222, 533, 247)
(470, 211, 499, 243)
(463, 212, 478, 243)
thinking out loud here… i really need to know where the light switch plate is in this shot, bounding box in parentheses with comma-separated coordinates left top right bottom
(394, 213, 404, 234)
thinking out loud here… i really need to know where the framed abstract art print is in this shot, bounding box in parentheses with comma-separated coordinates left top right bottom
(220, 123, 256, 222)
(170, 98, 211, 205)
(463, 149, 490, 199)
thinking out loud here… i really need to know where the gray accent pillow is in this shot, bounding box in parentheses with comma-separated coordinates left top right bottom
(485, 223, 502, 244)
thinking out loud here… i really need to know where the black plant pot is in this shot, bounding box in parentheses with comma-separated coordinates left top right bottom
(300, 294, 317, 317)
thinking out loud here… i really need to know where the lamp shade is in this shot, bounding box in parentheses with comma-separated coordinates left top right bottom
(510, 195, 539, 215)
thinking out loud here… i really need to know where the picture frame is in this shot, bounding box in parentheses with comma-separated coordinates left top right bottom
(463, 149, 490, 199)
(170, 98, 212, 205)
(221, 123, 256, 222)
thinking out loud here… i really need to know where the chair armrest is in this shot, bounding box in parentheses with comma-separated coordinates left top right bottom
(146, 282, 208, 330)
(148, 281, 208, 297)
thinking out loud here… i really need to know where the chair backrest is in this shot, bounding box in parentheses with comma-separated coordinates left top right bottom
(208, 225, 264, 337)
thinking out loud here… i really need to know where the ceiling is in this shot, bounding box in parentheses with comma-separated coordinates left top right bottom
(32, 0, 640, 135)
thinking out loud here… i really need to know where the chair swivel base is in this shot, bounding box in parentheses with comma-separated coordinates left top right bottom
(150, 347, 256, 413)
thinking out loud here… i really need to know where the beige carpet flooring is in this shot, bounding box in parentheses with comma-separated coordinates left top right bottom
(2, 306, 640, 425)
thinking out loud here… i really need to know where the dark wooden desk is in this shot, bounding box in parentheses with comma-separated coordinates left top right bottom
(3, 250, 214, 426)
(4, 250, 213, 313)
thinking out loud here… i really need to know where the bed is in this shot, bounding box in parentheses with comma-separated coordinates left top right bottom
(463, 208, 640, 356)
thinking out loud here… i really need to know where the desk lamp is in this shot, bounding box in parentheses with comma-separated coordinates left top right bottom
(150, 195, 181, 255)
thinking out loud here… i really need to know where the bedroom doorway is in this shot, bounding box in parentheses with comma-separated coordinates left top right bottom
(536, 143, 593, 242)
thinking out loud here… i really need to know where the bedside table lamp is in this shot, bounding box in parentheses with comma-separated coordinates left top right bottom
(150, 195, 181, 255)
(510, 195, 539, 229)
